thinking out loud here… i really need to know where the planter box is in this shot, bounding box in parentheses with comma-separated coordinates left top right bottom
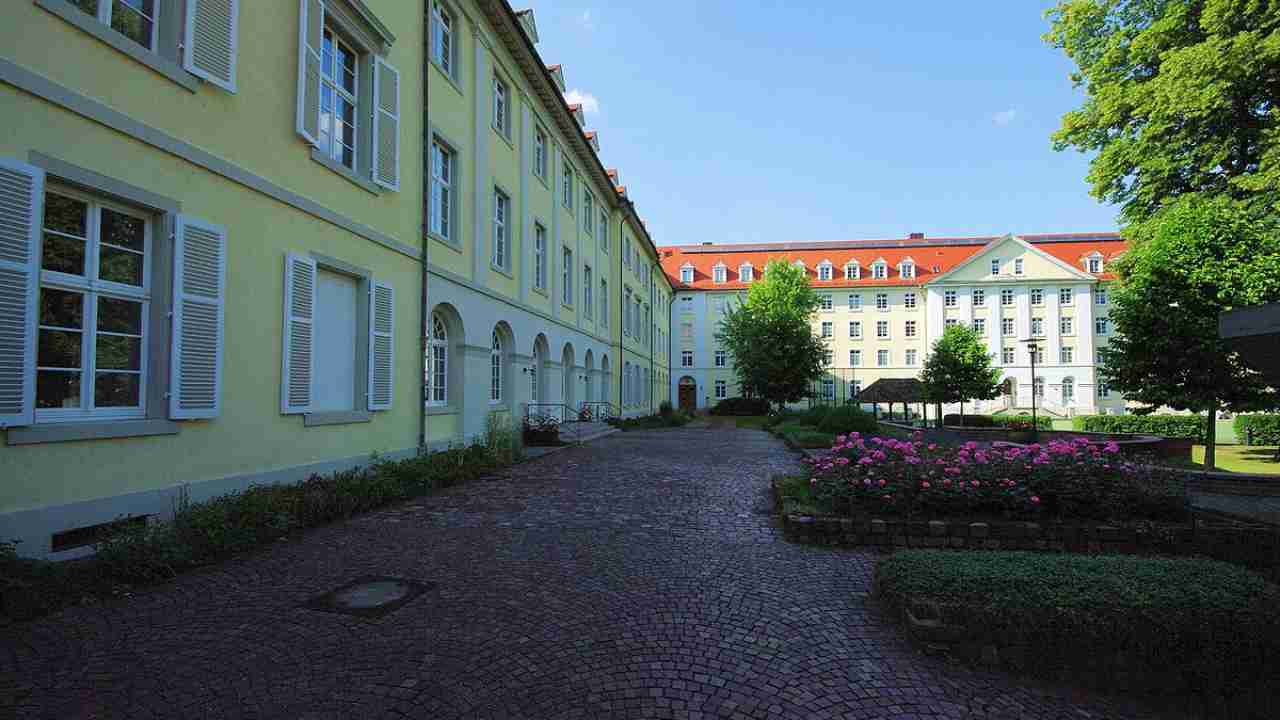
(521, 429, 562, 447)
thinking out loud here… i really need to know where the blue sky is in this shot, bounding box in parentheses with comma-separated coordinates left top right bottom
(530, 0, 1118, 246)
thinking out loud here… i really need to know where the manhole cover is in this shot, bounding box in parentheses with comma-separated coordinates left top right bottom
(305, 576, 433, 618)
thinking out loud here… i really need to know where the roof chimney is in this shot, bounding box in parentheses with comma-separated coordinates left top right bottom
(909, 232, 925, 240)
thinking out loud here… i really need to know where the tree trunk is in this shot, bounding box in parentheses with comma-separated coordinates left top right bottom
(959, 402, 965, 428)
(1204, 401, 1218, 471)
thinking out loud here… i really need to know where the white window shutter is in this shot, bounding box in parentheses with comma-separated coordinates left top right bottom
(367, 282, 394, 410)
(281, 253, 316, 414)
(0, 159, 44, 428)
(371, 57, 401, 191)
(170, 216, 227, 419)
(295, 0, 324, 146)
(183, 0, 240, 93)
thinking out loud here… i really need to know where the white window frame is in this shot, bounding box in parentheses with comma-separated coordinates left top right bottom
(428, 138, 454, 241)
(848, 294, 862, 311)
(533, 126, 548, 179)
(876, 320, 889, 339)
(430, 1, 457, 79)
(562, 247, 573, 306)
(78, 0, 161, 52)
(714, 379, 727, 400)
(1060, 346, 1074, 364)
(821, 321, 833, 338)
(1001, 288, 1014, 306)
(944, 290, 957, 307)
(973, 318, 986, 336)
(739, 263, 753, 282)
(849, 321, 862, 339)
(1062, 376, 1075, 402)
(491, 187, 508, 270)
(582, 190, 594, 235)
(533, 223, 547, 290)
(821, 378, 835, 400)
(945, 318, 959, 329)
(599, 209, 608, 252)
(681, 350, 693, 367)
(600, 279, 608, 325)
(899, 262, 915, 279)
(489, 330, 503, 403)
(1030, 288, 1043, 306)
(1059, 287, 1073, 305)
(844, 262, 860, 280)
(905, 320, 917, 337)
(561, 158, 574, 209)
(714, 350, 726, 367)
(973, 288, 985, 306)
(1095, 317, 1110, 335)
(1087, 254, 1104, 273)
(427, 313, 448, 406)
(905, 349, 918, 366)
(822, 350, 833, 366)
(492, 73, 510, 137)
(1031, 317, 1044, 336)
(849, 349, 861, 367)
(819, 295, 833, 311)
(1001, 317, 1015, 337)
(680, 265, 694, 284)
(817, 262, 833, 281)
(1060, 316, 1073, 336)
(712, 264, 727, 284)
(903, 292, 916, 309)
(1096, 287, 1109, 305)
(1002, 348, 1015, 364)
(583, 265, 593, 317)
(875, 293, 888, 311)
(1014, 258, 1024, 275)
(990, 259, 1001, 275)
(319, 20, 361, 171)
(871, 262, 887, 280)
(877, 349, 890, 367)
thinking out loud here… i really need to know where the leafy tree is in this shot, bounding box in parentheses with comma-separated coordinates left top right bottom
(717, 260, 826, 409)
(1101, 195, 1280, 468)
(919, 325, 1002, 427)
(1045, 0, 1280, 224)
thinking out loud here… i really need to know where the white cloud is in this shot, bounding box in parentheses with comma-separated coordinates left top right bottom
(992, 109, 1018, 127)
(578, 10, 595, 30)
(564, 89, 600, 114)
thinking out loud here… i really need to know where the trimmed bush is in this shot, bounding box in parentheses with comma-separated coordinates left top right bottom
(608, 411, 691, 431)
(1071, 413, 1205, 439)
(798, 404, 832, 426)
(709, 396, 771, 416)
(1235, 414, 1280, 446)
(876, 550, 1280, 709)
(783, 429, 836, 449)
(816, 405, 879, 435)
(944, 414, 1051, 430)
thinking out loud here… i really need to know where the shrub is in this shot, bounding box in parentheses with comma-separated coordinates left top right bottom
(806, 433, 1187, 522)
(815, 405, 878, 435)
(659, 400, 675, 418)
(1072, 413, 1205, 439)
(945, 413, 995, 427)
(1235, 414, 1280, 446)
(608, 412, 691, 431)
(709, 396, 770, 416)
(783, 429, 836, 449)
(876, 551, 1280, 708)
(947, 414, 1052, 430)
(798, 404, 832, 426)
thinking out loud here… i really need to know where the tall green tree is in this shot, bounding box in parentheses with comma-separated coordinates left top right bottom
(1045, 0, 1280, 224)
(717, 260, 826, 409)
(1101, 195, 1280, 468)
(919, 325, 1002, 427)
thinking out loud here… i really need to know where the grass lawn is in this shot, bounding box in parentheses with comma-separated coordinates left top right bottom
(733, 415, 770, 429)
(1053, 418, 1237, 444)
(1189, 445, 1280, 475)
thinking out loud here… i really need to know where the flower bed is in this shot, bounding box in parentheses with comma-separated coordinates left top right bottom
(803, 432, 1187, 523)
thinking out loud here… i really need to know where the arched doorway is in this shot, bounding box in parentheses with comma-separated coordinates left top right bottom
(561, 343, 576, 411)
(583, 349, 595, 404)
(531, 334, 549, 404)
(600, 354, 611, 409)
(678, 376, 697, 413)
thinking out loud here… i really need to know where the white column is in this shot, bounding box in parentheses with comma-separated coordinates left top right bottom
(1046, 287, 1061, 373)
(1077, 284, 1097, 409)
(924, 287, 945, 355)
(462, 344, 493, 441)
(987, 289, 1002, 361)
(1015, 287, 1031, 405)
(959, 286, 974, 325)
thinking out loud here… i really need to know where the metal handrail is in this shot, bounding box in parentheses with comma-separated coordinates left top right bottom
(524, 403, 573, 424)
(578, 402, 619, 422)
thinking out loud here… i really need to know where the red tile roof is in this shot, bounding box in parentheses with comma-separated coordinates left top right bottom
(658, 234, 1126, 290)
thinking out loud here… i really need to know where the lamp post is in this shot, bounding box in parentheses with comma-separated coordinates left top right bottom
(1021, 338, 1040, 439)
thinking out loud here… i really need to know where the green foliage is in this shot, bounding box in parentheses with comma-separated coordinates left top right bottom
(709, 397, 771, 416)
(815, 405, 879, 435)
(798, 404, 832, 426)
(945, 414, 1052, 430)
(782, 429, 837, 449)
(659, 400, 675, 417)
(716, 260, 825, 407)
(1234, 414, 1280, 446)
(1045, 0, 1280, 224)
(919, 325, 1001, 412)
(484, 412, 523, 465)
(608, 411, 691, 431)
(1072, 413, 1206, 439)
(877, 551, 1280, 704)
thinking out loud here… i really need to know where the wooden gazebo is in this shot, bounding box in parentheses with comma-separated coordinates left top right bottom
(856, 378, 928, 424)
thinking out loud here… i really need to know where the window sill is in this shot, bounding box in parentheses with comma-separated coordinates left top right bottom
(533, 171, 550, 191)
(492, 127, 514, 150)
(304, 410, 372, 427)
(6, 418, 181, 446)
(37, 0, 199, 93)
(311, 149, 381, 196)
(426, 230, 462, 252)
(532, 286, 548, 298)
(426, 404, 457, 417)
(429, 59, 463, 95)
(489, 263, 513, 279)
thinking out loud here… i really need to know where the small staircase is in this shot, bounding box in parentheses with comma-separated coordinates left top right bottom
(559, 420, 617, 444)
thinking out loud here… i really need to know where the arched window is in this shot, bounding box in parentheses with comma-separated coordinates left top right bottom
(531, 344, 541, 402)
(1062, 376, 1075, 403)
(427, 315, 449, 406)
(490, 330, 503, 403)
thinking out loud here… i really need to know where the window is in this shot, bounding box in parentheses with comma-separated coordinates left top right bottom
(35, 190, 151, 420)
(1096, 287, 1108, 305)
(712, 297, 725, 314)
(715, 350, 726, 367)
(70, 0, 160, 51)
(849, 321, 862, 339)
(905, 349, 918, 366)
(944, 290, 957, 307)
(739, 264, 753, 282)
(850, 380, 862, 398)
(681, 351, 693, 367)
(600, 279, 608, 324)
(821, 321, 832, 338)
(845, 262, 860, 280)
(848, 294, 862, 311)
(876, 320, 889, 339)
(680, 321, 692, 340)
(1001, 288, 1014, 306)
(1059, 287, 1073, 305)
(492, 74, 510, 136)
(428, 139, 454, 240)
(990, 259, 1001, 275)
(561, 248, 573, 306)
(428, 314, 448, 405)
(1014, 258, 1024, 275)
(1031, 317, 1044, 336)
(821, 378, 835, 400)
(430, 1, 455, 77)
(973, 288, 985, 306)
(900, 261, 915, 279)
(819, 295, 833, 311)
(680, 265, 693, 284)
(973, 318, 986, 336)
(1095, 317, 1110, 335)
(877, 349, 890, 367)
(1030, 288, 1043, 306)
(822, 350, 833, 366)
(1088, 255, 1103, 273)
(1002, 347, 1015, 364)
(1033, 376, 1044, 397)
(903, 292, 916, 309)
(533, 224, 547, 290)
(599, 209, 609, 251)
(1030, 345, 1045, 364)
(713, 264, 727, 284)
(533, 127, 548, 178)
(1060, 317, 1073, 335)
(905, 320, 917, 337)
(561, 159, 573, 209)
(623, 288, 632, 335)
(582, 191, 594, 234)
(715, 379, 727, 400)
(491, 189, 508, 269)
(1001, 317, 1015, 336)
(623, 237, 632, 268)
(817, 262, 833, 281)
(871, 262, 887, 279)
(1098, 381, 1111, 398)
(489, 331, 503, 402)
(318, 23, 360, 170)
(875, 293, 888, 311)
(1060, 346, 1074, 364)
(1062, 377, 1075, 402)
(849, 349, 861, 367)
(583, 266, 593, 317)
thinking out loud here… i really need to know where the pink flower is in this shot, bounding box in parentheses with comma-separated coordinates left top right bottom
(858, 457, 875, 466)
(943, 479, 952, 487)
(834, 457, 850, 466)
(836, 435, 847, 444)
(970, 480, 981, 488)
(1030, 495, 1041, 504)
(927, 444, 938, 451)
(944, 467, 961, 475)
(921, 481, 931, 489)
(882, 494, 892, 500)
(878, 479, 887, 487)
(1104, 441, 1121, 454)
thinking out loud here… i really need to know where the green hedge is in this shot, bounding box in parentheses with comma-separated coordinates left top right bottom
(815, 405, 879, 435)
(1071, 413, 1205, 439)
(876, 551, 1280, 707)
(709, 397, 771, 416)
(946, 414, 1052, 430)
(1235, 414, 1280, 446)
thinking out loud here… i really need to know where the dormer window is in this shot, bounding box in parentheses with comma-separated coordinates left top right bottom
(898, 259, 916, 279)
(712, 263, 727, 284)
(871, 260, 887, 280)
(1014, 258, 1024, 275)
(1086, 253, 1104, 274)
(990, 259, 1001, 275)
(680, 263, 694, 284)
(739, 263, 753, 282)
(817, 261, 833, 281)
(844, 262, 860, 280)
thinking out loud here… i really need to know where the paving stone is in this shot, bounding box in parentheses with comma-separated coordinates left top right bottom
(0, 427, 1173, 719)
